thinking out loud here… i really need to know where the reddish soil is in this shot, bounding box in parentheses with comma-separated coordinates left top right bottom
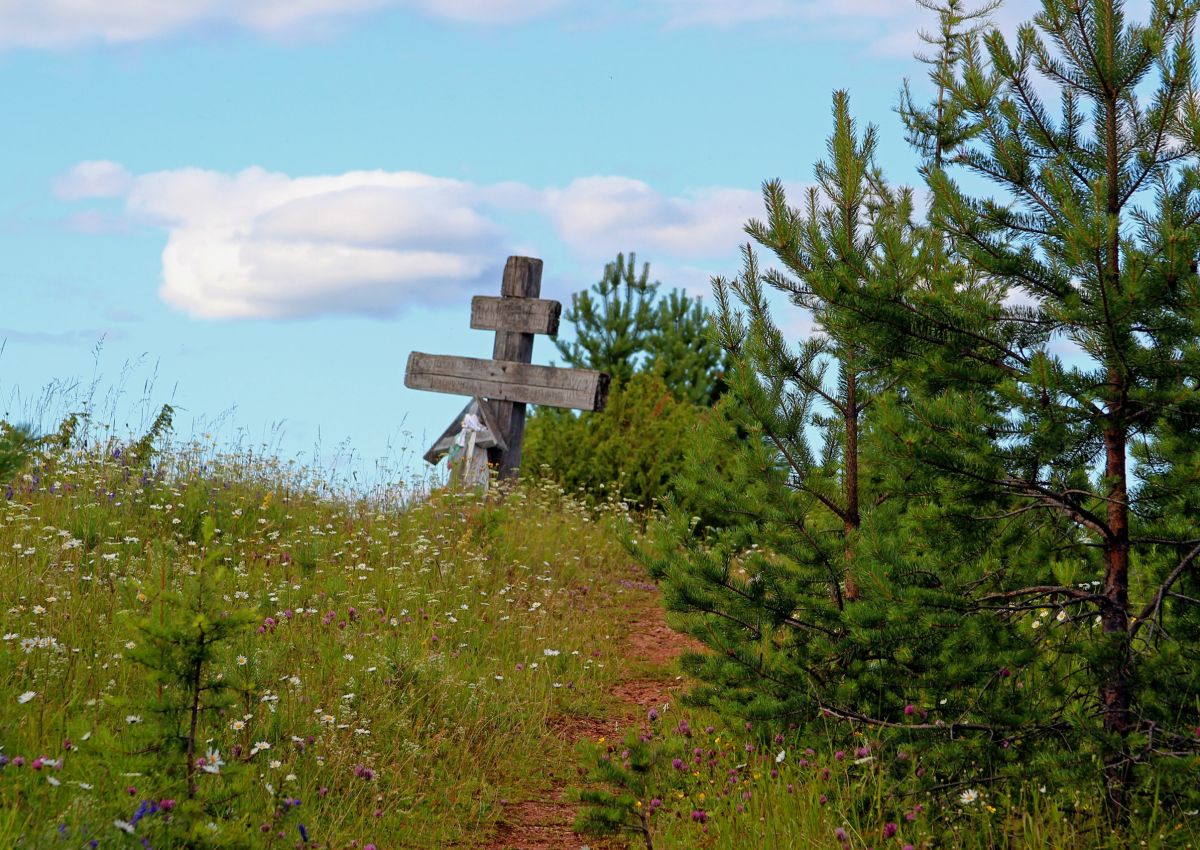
(480, 580, 698, 850)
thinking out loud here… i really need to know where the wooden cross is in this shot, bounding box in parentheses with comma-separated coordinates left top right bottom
(404, 256, 610, 480)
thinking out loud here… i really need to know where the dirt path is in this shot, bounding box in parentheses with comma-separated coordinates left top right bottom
(482, 577, 700, 850)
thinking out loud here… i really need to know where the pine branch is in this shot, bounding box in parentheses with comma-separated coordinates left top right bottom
(1130, 538, 1200, 638)
(978, 585, 1105, 603)
(1001, 477, 1115, 540)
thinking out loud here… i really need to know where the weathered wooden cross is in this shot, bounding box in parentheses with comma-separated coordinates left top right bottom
(404, 255, 610, 479)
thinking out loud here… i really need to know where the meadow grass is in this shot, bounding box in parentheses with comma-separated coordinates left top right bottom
(0, 434, 639, 849)
(579, 713, 1200, 850)
(2, 428, 1198, 850)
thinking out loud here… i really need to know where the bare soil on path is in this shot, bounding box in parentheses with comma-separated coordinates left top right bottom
(481, 574, 701, 850)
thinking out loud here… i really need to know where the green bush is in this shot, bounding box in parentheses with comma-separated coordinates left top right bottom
(522, 373, 696, 511)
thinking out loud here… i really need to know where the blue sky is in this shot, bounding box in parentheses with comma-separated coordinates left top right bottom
(0, 0, 1044, 486)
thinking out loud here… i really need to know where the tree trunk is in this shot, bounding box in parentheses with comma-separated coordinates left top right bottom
(1101, 402, 1132, 822)
(843, 363, 861, 601)
(1100, 32, 1132, 819)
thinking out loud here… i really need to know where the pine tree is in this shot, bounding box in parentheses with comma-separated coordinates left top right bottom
(645, 288, 729, 406)
(643, 0, 1200, 827)
(553, 251, 725, 403)
(878, 0, 1200, 820)
(554, 252, 659, 387)
(524, 252, 726, 504)
(641, 94, 925, 723)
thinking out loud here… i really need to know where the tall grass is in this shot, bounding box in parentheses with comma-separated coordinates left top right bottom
(0, 427, 638, 848)
(2, 417, 1197, 849)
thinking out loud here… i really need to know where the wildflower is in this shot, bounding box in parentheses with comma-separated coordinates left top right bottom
(17, 691, 36, 704)
(884, 822, 898, 838)
(691, 809, 708, 824)
(126, 715, 142, 724)
(202, 748, 224, 774)
(904, 703, 915, 715)
(47, 775, 61, 786)
(114, 820, 135, 834)
(835, 827, 848, 842)
(543, 648, 560, 657)
(250, 741, 270, 755)
(959, 788, 980, 805)
(671, 758, 685, 771)
(648, 708, 659, 722)
(298, 824, 309, 843)
(236, 655, 248, 666)
(268, 759, 282, 769)
(230, 719, 245, 731)
(776, 749, 786, 763)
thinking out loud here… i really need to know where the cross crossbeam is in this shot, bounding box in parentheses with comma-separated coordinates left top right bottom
(405, 255, 609, 479)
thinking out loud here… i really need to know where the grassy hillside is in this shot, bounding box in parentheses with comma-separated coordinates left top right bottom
(0, 435, 639, 849)
(2, 430, 1197, 850)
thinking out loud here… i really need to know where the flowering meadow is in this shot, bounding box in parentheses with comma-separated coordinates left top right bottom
(1, 421, 1197, 849)
(0, 429, 638, 849)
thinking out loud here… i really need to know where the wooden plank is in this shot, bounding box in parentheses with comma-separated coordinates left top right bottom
(405, 352, 610, 412)
(470, 296, 561, 335)
(490, 256, 542, 478)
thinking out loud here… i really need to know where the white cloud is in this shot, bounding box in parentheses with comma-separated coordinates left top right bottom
(58, 162, 763, 320)
(0, 0, 1062, 50)
(122, 167, 508, 319)
(53, 160, 133, 200)
(0, 0, 561, 48)
(651, 0, 1051, 57)
(656, 0, 904, 28)
(545, 177, 757, 260)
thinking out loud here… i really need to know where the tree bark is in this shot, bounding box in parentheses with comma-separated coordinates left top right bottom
(843, 361, 861, 601)
(1100, 40, 1132, 818)
(1101, 391, 1132, 822)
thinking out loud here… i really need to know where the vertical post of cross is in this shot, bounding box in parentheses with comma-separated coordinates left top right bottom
(487, 256, 543, 479)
